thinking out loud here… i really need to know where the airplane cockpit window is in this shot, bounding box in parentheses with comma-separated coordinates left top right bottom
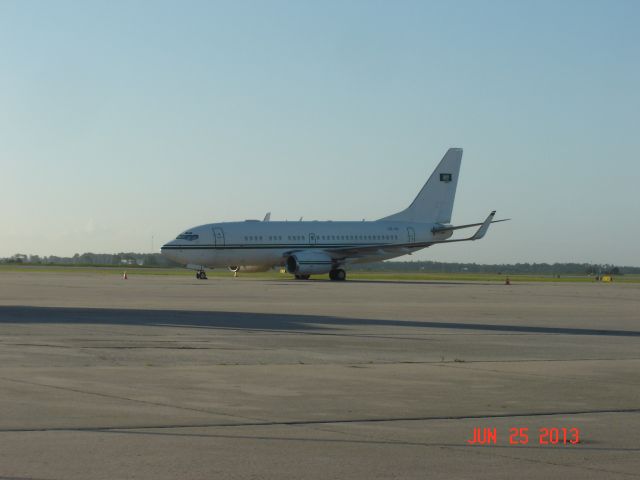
(176, 234, 199, 241)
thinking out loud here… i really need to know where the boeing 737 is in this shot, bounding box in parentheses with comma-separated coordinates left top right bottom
(161, 148, 507, 280)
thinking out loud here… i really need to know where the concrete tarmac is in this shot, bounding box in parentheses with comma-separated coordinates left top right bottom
(0, 271, 638, 479)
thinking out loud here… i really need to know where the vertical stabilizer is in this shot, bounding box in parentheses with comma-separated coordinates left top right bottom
(378, 148, 462, 223)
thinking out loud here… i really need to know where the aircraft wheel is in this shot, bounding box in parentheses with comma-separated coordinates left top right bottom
(329, 269, 346, 281)
(295, 274, 310, 280)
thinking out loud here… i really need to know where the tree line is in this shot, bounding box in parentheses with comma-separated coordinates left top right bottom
(1, 253, 636, 275)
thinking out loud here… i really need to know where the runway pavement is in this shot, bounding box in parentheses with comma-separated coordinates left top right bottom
(0, 270, 638, 479)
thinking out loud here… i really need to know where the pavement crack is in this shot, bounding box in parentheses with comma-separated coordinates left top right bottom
(0, 407, 638, 433)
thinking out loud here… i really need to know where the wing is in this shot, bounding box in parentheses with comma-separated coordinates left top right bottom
(324, 211, 505, 261)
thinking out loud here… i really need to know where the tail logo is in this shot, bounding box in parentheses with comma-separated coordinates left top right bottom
(440, 173, 453, 183)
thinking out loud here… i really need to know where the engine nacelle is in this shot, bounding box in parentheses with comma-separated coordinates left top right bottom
(286, 251, 333, 275)
(228, 265, 272, 273)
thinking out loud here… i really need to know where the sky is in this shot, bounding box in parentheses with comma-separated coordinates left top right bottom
(1, 0, 639, 265)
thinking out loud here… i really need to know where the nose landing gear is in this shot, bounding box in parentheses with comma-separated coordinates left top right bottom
(196, 269, 208, 280)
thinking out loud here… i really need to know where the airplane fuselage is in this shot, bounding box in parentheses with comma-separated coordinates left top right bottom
(161, 219, 452, 269)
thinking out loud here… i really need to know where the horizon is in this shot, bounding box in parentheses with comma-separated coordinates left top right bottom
(4, 251, 638, 270)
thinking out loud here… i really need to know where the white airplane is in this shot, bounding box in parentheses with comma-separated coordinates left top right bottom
(161, 148, 507, 281)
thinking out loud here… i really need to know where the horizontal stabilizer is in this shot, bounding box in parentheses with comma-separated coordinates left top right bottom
(432, 217, 510, 234)
(432, 210, 500, 244)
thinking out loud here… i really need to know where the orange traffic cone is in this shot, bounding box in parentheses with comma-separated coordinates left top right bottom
(505, 276, 510, 285)
(123, 271, 128, 280)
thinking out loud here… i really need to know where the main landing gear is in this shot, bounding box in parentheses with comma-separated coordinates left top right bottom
(329, 269, 346, 281)
(292, 269, 347, 281)
(196, 269, 208, 280)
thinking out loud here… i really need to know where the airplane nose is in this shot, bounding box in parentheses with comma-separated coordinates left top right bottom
(160, 240, 177, 260)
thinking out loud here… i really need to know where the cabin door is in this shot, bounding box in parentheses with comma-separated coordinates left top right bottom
(212, 227, 225, 246)
(407, 227, 416, 243)
(308, 233, 318, 245)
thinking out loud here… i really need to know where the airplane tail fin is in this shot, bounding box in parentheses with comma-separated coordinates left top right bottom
(378, 148, 462, 223)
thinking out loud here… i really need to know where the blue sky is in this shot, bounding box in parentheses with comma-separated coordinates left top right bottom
(1, 0, 639, 264)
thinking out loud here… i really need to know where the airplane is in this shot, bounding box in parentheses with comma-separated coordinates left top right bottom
(161, 148, 508, 281)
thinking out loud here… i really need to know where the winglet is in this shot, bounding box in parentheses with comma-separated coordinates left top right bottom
(471, 211, 496, 240)
(263, 212, 271, 222)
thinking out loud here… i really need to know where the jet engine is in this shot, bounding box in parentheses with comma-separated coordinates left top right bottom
(286, 251, 334, 275)
(227, 265, 272, 273)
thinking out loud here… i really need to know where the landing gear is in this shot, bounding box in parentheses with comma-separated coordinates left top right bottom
(294, 274, 311, 280)
(329, 269, 346, 281)
(196, 269, 208, 280)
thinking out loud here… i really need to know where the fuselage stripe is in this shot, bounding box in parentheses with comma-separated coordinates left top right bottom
(161, 243, 388, 250)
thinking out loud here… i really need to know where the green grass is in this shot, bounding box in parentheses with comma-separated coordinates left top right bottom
(2, 264, 639, 283)
(0, 265, 194, 276)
